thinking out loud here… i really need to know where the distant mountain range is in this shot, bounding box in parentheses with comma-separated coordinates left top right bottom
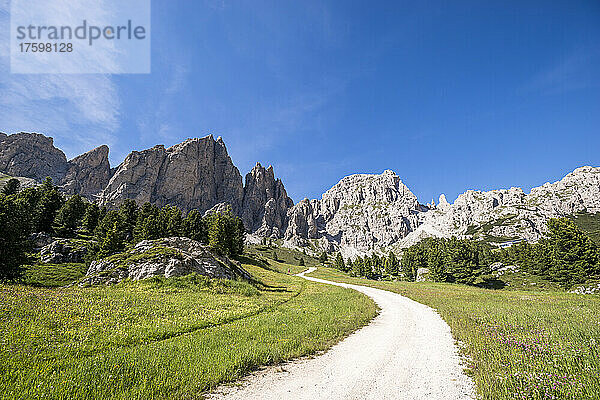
(1, 131, 599, 258)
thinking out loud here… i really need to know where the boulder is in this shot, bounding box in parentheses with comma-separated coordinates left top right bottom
(81, 237, 251, 285)
(416, 267, 431, 282)
(29, 232, 53, 249)
(40, 239, 90, 263)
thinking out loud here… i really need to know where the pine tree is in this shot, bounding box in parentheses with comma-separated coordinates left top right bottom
(133, 202, 159, 242)
(334, 253, 346, 271)
(545, 218, 599, 287)
(385, 250, 399, 276)
(97, 222, 125, 258)
(208, 213, 228, 255)
(0, 194, 29, 280)
(54, 194, 86, 237)
(81, 203, 101, 234)
(34, 178, 64, 233)
(181, 209, 207, 243)
(299, 257, 305, 266)
(139, 214, 163, 241)
(118, 199, 138, 240)
(319, 251, 328, 264)
(2, 178, 20, 196)
(161, 205, 182, 237)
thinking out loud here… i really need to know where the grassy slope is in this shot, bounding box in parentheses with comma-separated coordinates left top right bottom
(245, 244, 320, 269)
(23, 262, 88, 287)
(308, 267, 600, 400)
(571, 212, 600, 244)
(0, 258, 377, 400)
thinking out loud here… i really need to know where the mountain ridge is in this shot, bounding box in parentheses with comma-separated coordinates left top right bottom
(1, 132, 598, 258)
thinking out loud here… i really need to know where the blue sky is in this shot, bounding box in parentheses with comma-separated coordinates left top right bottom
(1, 1, 599, 203)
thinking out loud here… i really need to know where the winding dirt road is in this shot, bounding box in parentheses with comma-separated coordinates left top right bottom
(208, 267, 475, 400)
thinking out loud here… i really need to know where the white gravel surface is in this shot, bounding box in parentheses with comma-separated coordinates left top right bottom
(207, 267, 475, 400)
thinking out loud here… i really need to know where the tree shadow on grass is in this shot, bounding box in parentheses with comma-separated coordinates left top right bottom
(476, 279, 507, 290)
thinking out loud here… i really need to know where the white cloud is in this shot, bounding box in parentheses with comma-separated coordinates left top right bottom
(0, 0, 121, 159)
(521, 49, 600, 96)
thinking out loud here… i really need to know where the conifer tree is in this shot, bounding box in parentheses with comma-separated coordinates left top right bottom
(81, 203, 101, 234)
(54, 194, 87, 237)
(2, 178, 20, 196)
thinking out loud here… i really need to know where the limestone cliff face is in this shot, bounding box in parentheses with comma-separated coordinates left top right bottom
(398, 166, 600, 248)
(284, 170, 423, 257)
(0, 132, 112, 199)
(99, 135, 244, 214)
(241, 163, 294, 238)
(3, 132, 599, 257)
(0, 132, 68, 183)
(283, 166, 600, 257)
(62, 145, 112, 198)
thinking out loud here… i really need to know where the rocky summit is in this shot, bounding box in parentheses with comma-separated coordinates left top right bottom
(0, 132, 111, 199)
(99, 136, 244, 214)
(242, 162, 294, 238)
(284, 170, 425, 258)
(398, 166, 600, 249)
(1, 131, 599, 258)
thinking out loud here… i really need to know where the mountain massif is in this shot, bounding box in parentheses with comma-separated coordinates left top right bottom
(1, 132, 599, 258)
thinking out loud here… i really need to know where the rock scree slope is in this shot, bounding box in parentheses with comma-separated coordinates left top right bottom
(208, 267, 475, 400)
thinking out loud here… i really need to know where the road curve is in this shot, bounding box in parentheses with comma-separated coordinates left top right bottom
(208, 267, 475, 400)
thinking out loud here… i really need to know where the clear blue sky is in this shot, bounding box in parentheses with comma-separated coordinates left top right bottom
(1, 0, 599, 203)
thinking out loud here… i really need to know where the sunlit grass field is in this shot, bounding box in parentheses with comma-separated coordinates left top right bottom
(0, 259, 377, 400)
(308, 267, 600, 400)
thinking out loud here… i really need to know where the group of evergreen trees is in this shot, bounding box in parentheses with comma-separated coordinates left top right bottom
(0, 178, 245, 281)
(84, 200, 245, 260)
(400, 237, 494, 284)
(333, 251, 400, 279)
(330, 217, 600, 289)
(497, 218, 600, 288)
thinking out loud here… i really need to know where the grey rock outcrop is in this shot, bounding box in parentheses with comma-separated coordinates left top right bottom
(242, 163, 294, 238)
(81, 237, 251, 285)
(62, 145, 112, 198)
(283, 166, 600, 258)
(40, 239, 90, 264)
(29, 232, 53, 249)
(0, 132, 68, 183)
(100, 135, 244, 214)
(0, 132, 113, 199)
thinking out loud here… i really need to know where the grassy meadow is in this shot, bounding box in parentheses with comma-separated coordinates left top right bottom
(0, 257, 377, 400)
(308, 267, 600, 400)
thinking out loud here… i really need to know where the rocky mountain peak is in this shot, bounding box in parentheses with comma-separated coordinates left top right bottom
(242, 162, 293, 238)
(100, 134, 244, 214)
(0, 132, 68, 182)
(284, 170, 422, 258)
(62, 145, 112, 198)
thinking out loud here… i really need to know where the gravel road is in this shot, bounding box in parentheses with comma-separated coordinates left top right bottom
(208, 267, 475, 400)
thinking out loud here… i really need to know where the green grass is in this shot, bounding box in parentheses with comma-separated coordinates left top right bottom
(489, 268, 563, 292)
(22, 263, 88, 287)
(0, 258, 377, 400)
(571, 212, 600, 244)
(245, 244, 320, 269)
(308, 267, 600, 400)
